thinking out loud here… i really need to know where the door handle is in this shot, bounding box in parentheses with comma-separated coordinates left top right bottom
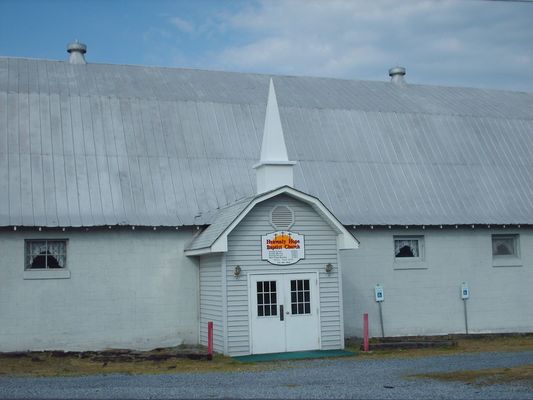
(280, 305, 284, 321)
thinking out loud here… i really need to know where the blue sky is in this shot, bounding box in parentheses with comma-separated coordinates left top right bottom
(1, 0, 532, 92)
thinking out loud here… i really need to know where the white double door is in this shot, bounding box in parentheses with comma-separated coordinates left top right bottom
(250, 272, 320, 354)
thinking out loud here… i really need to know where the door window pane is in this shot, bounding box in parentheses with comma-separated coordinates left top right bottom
(256, 280, 278, 317)
(290, 279, 311, 315)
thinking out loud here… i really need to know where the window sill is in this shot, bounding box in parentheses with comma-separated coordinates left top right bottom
(23, 269, 71, 280)
(492, 258, 523, 268)
(393, 261, 428, 270)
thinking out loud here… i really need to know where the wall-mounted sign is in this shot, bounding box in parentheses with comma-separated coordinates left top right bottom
(261, 231, 305, 265)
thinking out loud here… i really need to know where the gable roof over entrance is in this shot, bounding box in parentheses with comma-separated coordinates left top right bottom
(184, 186, 359, 256)
(1, 57, 533, 227)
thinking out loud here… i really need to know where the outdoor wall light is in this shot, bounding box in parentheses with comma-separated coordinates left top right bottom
(234, 265, 242, 277)
(325, 263, 333, 274)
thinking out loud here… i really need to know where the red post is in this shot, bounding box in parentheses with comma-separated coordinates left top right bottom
(363, 313, 369, 352)
(207, 321, 214, 360)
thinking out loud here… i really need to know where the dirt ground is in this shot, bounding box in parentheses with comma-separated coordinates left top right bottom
(0, 335, 532, 378)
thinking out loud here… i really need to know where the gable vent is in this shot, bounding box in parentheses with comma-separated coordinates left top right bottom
(270, 205, 294, 230)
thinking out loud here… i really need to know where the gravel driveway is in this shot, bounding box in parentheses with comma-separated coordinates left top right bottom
(0, 351, 531, 399)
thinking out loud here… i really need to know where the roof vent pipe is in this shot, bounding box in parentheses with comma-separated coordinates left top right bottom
(389, 66, 406, 86)
(67, 41, 87, 64)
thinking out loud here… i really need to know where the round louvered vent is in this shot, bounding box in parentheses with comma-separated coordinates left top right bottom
(270, 205, 294, 230)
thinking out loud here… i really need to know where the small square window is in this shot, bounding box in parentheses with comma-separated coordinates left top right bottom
(394, 236, 424, 260)
(492, 235, 519, 257)
(25, 240, 67, 270)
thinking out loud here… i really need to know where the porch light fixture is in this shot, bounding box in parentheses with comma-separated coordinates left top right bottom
(325, 263, 333, 274)
(234, 265, 242, 277)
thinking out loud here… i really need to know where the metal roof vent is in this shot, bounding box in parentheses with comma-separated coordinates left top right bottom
(67, 41, 87, 64)
(389, 66, 406, 86)
(270, 205, 294, 230)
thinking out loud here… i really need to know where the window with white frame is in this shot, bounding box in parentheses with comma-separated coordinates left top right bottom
(394, 236, 424, 259)
(492, 235, 519, 258)
(25, 240, 67, 270)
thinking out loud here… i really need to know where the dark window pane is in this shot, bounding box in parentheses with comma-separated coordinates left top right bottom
(297, 280, 302, 290)
(304, 303, 310, 314)
(292, 304, 297, 314)
(257, 293, 263, 305)
(291, 280, 296, 291)
(298, 292, 303, 302)
(30, 253, 47, 269)
(265, 306, 271, 316)
(298, 304, 304, 314)
(396, 245, 414, 257)
(496, 243, 512, 255)
(264, 293, 270, 305)
(264, 281, 270, 292)
(271, 281, 276, 291)
(291, 292, 296, 302)
(271, 305, 277, 315)
(257, 282, 262, 292)
(47, 255, 61, 269)
(304, 280, 309, 290)
(258, 306, 263, 316)
(271, 293, 276, 304)
(304, 292, 310, 302)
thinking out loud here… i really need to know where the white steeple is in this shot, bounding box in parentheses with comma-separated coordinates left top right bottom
(254, 79, 296, 194)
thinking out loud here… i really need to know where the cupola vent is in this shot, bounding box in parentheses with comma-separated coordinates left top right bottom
(67, 41, 87, 64)
(389, 66, 406, 86)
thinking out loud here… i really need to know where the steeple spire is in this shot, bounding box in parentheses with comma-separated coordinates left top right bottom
(254, 79, 296, 194)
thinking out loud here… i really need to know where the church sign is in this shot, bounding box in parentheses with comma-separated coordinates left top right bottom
(261, 231, 305, 265)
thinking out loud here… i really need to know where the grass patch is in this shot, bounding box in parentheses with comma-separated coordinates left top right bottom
(0, 353, 277, 377)
(413, 364, 533, 386)
(351, 335, 533, 360)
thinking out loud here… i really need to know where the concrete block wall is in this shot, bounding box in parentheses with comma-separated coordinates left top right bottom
(0, 228, 199, 351)
(341, 227, 533, 338)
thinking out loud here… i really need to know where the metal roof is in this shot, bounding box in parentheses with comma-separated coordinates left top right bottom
(1, 57, 533, 227)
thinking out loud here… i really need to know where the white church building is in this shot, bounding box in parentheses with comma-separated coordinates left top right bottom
(0, 43, 532, 356)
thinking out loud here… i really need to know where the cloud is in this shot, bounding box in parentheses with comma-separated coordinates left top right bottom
(205, 0, 533, 91)
(153, 0, 532, 91)
(170, 16, 195, 34)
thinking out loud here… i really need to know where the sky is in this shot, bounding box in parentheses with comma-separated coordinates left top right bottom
(0, 0, 532, 92)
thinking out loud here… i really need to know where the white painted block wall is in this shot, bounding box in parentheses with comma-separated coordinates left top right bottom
(341, 228, 533, 338)
(0, 228, 199, 351)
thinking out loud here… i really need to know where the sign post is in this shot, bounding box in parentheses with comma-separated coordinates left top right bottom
(461, 282, 469, 334)
(375, 284, 385, 338)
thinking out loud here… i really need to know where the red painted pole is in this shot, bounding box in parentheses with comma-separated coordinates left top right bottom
(207, 321, 214, 360)
(363, 313, 369, 352)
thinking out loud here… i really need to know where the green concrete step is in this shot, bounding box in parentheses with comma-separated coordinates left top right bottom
(233, 349, 355, 362)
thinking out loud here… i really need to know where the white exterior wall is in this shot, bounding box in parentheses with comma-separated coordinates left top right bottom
(341, 227, 533, 338)
(199, 254, 224, 352)
(225, 195, 343, 356)
(0, 228, 199, 352)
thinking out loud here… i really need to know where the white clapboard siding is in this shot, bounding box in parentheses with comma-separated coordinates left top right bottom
(225, 194, 342, 356)
(199, 254, 224, 352)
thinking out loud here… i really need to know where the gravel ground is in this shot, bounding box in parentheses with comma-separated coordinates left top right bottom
(0, 351, 531, 399)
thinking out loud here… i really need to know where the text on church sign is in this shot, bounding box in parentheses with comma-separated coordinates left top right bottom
(261, 231, 305, 265)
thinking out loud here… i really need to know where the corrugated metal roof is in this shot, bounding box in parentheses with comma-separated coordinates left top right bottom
(1, 57, 533, 227)
(186, 195, 254, 251)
